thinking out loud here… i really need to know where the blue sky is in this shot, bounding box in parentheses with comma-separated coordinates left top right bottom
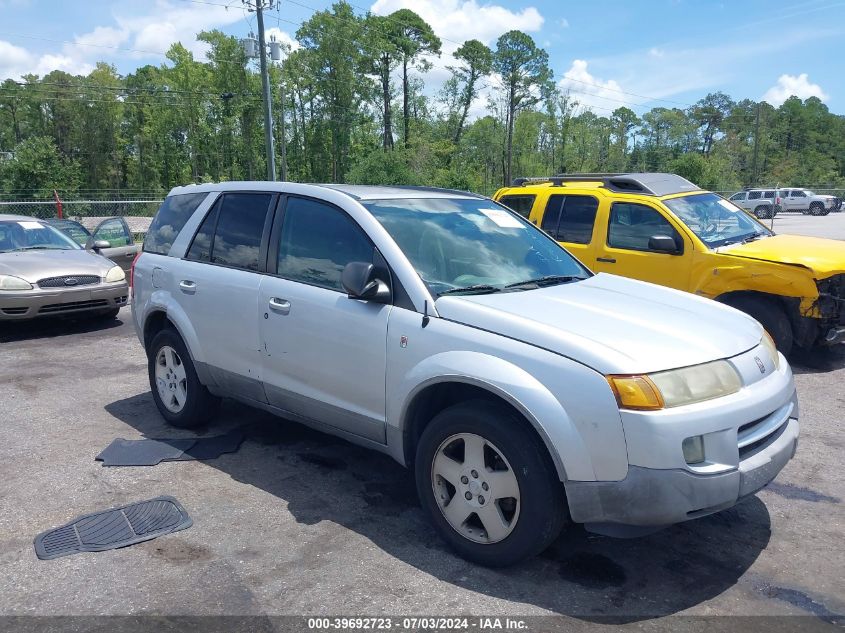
(0, 0, 843, 115)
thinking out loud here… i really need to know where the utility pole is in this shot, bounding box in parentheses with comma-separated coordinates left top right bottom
(242, 0, 276, 181)
(279, 78, 288, 181)
(751, 102, 761, 186)
(269, 37, 287, 182)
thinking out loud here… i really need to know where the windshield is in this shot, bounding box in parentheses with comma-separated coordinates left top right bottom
(50, 220, 91, 245)
(663, 193, 773, 248)
(364, 198, 590, 296)
(0, 220, 82, 253)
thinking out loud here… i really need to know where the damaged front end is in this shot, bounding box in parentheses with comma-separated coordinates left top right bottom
(815, 274, 845, 345)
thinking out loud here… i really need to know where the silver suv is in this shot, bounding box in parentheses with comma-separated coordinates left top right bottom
(727, 189, 782, 219)
(780, 188, 837, 215)
(132, 182, 799, 566)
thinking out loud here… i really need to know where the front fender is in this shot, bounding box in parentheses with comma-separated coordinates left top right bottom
(393, 350, 607, 482)
(694, 258, 820, 316)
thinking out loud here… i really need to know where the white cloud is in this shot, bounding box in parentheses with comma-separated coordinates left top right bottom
(370, 0, 544, 121)
(0, 39, 94, 79)
(648, 47, 664, 58)
(762, 73, 828, 106)
(558, 60, 629, 113)
(117, 1, 248, 59)
(0, 1, 297, 80)
(558, 18, 569, 28)
(370, 0, 544, 52)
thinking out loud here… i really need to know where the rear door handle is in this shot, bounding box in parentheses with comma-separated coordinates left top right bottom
(179, 280, 197, 294)
(597, 257, 617, 264)
(269, 297, 291, 315)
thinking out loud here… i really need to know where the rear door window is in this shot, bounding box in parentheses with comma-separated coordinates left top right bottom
(748, 191, 762, 200)
(498, 194, 536, 219)
(763, 191, 775, 199)
(541, 195, 599, 244)
(211, 193, 274, 271)
(729, 193, 745, 201)
(144, 192, 208, 255)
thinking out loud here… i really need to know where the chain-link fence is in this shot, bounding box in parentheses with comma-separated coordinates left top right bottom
(0, 199, 163, 219)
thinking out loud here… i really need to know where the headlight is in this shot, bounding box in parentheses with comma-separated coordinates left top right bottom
(0, 275, 33, 291)
(608, 360, 742, 410)
(105, 266, 126, 283)
(760, 331, 780, 370)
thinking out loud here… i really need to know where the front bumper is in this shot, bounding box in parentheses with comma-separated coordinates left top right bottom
(0, 282, 129, 320)
(564, 342, 799, 529)
(565, 417, 798, 527)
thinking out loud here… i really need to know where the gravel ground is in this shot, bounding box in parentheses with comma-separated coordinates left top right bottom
(0, 310, 842, 630)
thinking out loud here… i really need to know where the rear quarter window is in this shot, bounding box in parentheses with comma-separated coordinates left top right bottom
(498, 194, 536, 219)
(143, 192, 208, 255)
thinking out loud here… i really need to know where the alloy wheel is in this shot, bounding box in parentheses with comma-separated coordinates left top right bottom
(155, 345, 188, 413)
(430, 432, 520, 544)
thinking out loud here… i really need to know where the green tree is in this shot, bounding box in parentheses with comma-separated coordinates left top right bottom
(388, 9, 441, 148)
(492, 31, 551, 185)
(448, 39, 492, 144)
(1, 136, 81, 198)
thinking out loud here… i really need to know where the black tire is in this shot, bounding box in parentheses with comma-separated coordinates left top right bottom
(723, 295, 793, 355)
(147, 327, 219, 428)
(809, 203, 824, 216)
(821, 208, 830, 216)
(415, 400, 568, 567)
(754, 205, 772, 219)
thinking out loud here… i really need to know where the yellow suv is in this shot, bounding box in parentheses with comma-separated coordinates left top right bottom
(493, 173, 845, 354)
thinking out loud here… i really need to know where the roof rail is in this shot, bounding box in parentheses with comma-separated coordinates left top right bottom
(512, 177, 566, 187)
(512, 173, 701, 196)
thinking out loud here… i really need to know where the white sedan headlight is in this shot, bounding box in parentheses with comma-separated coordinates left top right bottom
(105, 266, 126, 283)
(608, 360, 742, 410)
(0, 274, 33, 291)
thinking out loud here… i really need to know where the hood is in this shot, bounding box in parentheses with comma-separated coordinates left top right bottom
(435, 273, 762, 375)
(0, 249, 115, 283)
(720, 234, 845, 277)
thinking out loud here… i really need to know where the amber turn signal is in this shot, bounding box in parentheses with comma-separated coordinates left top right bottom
(607, 375, 665, 410)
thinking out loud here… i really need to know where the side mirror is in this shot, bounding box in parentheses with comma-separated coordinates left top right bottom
(341, 261, 391, 303)
(648, 234, 680, 254)
(88, 239, 111, 252)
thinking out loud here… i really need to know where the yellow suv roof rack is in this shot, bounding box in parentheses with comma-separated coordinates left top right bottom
(510, 173, 701, 197)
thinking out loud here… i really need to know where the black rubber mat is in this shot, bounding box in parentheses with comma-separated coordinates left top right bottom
(96, 429, 245, 466)
(34, 496, 191, 560)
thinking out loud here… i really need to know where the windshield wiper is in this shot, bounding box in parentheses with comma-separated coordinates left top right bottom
(14, 246, 64, 251)
(504, 274, 584, 289)
(438, 284, 502, 296)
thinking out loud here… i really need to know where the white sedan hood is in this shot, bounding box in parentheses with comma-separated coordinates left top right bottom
(435, 273, 763, 375)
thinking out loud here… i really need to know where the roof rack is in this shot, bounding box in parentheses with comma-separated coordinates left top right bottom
(511, 173, 701, 197)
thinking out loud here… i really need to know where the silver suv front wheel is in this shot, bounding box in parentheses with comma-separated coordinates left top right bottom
(415, 400, 568, 566)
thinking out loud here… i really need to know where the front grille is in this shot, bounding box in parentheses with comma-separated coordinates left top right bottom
(738, 405, 790, 460)
(38, 299, 109, 314)
(38, 275, 101, 289)
(739, 423, 787, 460)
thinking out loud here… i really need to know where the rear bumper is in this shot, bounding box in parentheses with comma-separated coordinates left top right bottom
(565, 417, 798, 527)
(0, 282, 128, 320)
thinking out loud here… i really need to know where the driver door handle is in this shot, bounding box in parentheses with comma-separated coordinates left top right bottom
(269, 297, 291, 315)
(179, 280, 197, 293)
(597, 257, 616, 264)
